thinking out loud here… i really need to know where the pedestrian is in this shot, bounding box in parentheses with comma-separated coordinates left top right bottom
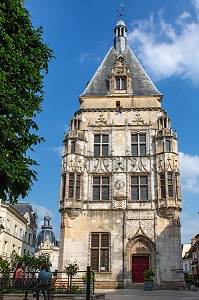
(13, 261, 28, 300)
(36, 263, 51, 300)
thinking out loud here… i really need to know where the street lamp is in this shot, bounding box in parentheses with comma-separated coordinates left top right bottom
(0, 216, 5, 234)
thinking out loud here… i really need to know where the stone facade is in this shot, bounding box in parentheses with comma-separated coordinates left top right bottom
(0, 202, 37, 260)
(58, 19, 185, 289)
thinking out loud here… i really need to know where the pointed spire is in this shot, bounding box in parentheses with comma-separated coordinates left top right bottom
(114, 19, 127, 53)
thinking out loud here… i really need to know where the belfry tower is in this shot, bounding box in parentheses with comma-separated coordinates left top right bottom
(58, 18, 184, 289)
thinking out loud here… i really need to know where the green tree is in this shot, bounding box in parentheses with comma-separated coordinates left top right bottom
(0, 0, 53, 203)
(63, 262, 79, 292)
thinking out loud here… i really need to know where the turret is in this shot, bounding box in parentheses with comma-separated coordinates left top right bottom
(114, 19, 127, 53)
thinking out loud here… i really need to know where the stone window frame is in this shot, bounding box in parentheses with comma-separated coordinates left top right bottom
(131, 132, 147, 157)
(68, 173, 81, 200)
(92, 175, 110, 201)
(90, 232, 110, 272)
(115, 76, 127, 90)
(93, 133, 109, 157)
(130, 174, 148, 201)
(159, 172, 174, 199)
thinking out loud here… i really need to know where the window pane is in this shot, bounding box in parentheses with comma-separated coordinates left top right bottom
(131, 134, 138, 143)
(116, 78, 120, 89)
(131, 186, 138, 200)
(168, 186, 173, 197)
(94, 135, 100, 143)
(121, 78, 126, 89)
(166, 140, 171, 152)
(69, 186, 73, 198)
(93, 187, 100, 200)
(160, 174, 165, 182)
(101, 234, 109, 247)
(131, 145, 138, 156)
(91, 234, 99, 247)
(102, 135, 109, 143)
(69, 174, 74, 180)
(94, 145, 100, 157)
(93, 177, 100, 184)
(100, 249, 109, 271)
(140, 176, 147, 184)
(102, 145, 108, 156)
(102, 177, 109, 185)
(161, 186, 166, 198)
(140, 186, 148, 200)
(140, 144, 146, 156)
(102, 186, 109, 200)
(76, 187, 80, 199)
(139, 134, 146, 143)
(91, 249, 99, 271)
(131, 176, 138, 184)
(71, 141, 75, 153)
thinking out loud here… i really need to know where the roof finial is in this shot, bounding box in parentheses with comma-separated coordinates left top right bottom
(116, 3, 126, 20)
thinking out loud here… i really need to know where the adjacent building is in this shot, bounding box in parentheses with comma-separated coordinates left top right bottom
(0, 202, 37, 260)
(35, 214, 60, 271)
(58, 18, 184, 289)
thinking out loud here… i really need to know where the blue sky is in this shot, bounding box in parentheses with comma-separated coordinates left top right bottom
(23, 0, 199, 244)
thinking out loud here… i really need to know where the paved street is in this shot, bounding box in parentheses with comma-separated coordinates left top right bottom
(2, 289, 199, 300)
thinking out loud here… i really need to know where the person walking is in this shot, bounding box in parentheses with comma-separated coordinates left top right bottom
(13, 261, 28, 300)
(36, 263, 51, 300)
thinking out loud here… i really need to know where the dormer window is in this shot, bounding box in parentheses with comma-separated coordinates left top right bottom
(116, 77, 126, 90)
(109, 57, 132, 94)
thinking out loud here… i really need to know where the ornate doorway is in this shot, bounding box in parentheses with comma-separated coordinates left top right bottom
(132, 255, 149, 282)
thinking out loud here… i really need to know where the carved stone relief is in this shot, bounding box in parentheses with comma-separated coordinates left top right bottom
(126, 219, 154, 240)
(112, 157, 126, 172)
(67, 158, 84, 173)
(114, 179, 125, 190)
(91, 158, 111, 174)
(126, 210, 154, 220)
(166, 157, 173, 172)
(90, 225, 109, 233)
(128, 157, 149, 172)
(157, 156, 164, 173)
(88, 114, 111, 127)
(66, 208, 82, 220)
(125, 235, 155, 273)
(113, 198, 126, 209)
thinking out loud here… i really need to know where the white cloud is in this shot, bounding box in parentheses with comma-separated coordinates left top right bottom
(193, 0, 199, 18)
(179, 152, 199, 193)
(181, 218, 199, 243)
(31, 203, 52, 228)
(79, 52, 101, 64)
(48, 146, 62, 156)
(127, 1, 199, 85)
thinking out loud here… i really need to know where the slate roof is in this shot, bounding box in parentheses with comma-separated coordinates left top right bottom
(80, 46, 161, 98)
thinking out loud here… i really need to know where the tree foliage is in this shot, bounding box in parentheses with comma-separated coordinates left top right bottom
(0, 252, 52, 275)
(0, 0, 53, 203)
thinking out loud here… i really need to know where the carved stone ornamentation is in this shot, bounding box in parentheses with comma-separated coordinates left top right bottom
(88, 114, 111, 127)
(114, 179, 125, 190)
(166, 157, 173, 171)
(112, 157, 126, 172)
(128, 157, 149, 172)
(66, 208, 82, 220)
(126, 219, 154, 240)
(91, 158, 111, 174)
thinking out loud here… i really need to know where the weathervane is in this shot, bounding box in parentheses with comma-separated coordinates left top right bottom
(116, 3, 126, 19)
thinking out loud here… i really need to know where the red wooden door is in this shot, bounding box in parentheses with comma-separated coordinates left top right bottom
(132, 256, 149, 282)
